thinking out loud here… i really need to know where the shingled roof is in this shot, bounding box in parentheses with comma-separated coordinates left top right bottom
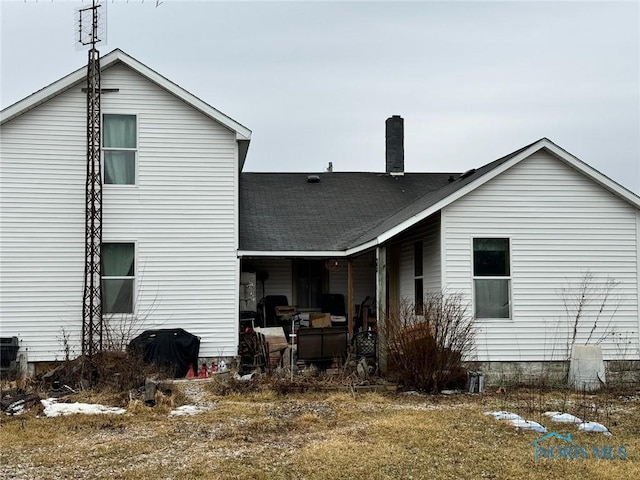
(240, 172, 457, 252)
(239, 138, 640, 255)
(239, 143, 531, 254)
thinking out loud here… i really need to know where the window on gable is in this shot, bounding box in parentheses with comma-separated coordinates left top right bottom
(473, 238, 511, 319)
(102, 242, 135, 314)
(103, 114, 136, 185)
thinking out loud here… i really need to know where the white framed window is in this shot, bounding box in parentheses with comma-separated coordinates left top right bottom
(103, 114, 137, 185)
(102, 242, 135, 314)
(473, 238, 511, 319)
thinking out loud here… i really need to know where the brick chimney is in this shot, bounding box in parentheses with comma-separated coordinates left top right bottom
(386, 115, 404, 175)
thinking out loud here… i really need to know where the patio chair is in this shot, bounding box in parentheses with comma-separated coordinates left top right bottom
(353, 330, 377, 366)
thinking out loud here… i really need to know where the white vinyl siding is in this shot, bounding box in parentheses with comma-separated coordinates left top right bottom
(442, 150, 639, 361)
(0, 81, 86, 361)
(243, 254, 376, 313)
(397, 212, 441, 306)
(241, 259, 293, 302)
(327, 254, 376, 308)
(0, 62, 241, 360)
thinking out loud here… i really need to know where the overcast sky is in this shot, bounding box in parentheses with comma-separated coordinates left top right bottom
(1, 0, 638, 193)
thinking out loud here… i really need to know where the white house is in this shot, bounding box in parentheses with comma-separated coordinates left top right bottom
(1, 49, 251, 363)
(2, 51, 639, 374)
(240, 118, 640, 369)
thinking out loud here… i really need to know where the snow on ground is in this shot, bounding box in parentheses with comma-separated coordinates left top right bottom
(40, 398, 126, 417)
(169, 404, 213, 416)
(484, 411, 522, 421)
(578, 421, 612, 435)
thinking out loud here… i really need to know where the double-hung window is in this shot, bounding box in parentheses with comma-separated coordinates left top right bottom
(103, 114, 136, 185)
(473, 238, 511, 319)
(102, 243, 135, 314)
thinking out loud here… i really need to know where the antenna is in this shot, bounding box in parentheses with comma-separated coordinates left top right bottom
(79, 0, 104, 359)
(21, 0, 162, 363)
(76, 0, 107, 49)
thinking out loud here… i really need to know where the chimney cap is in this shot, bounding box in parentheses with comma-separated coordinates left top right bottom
(306, 175, 320, 183)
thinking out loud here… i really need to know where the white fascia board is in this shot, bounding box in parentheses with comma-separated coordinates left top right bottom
(1, 66, 86, 125)
(541, 140, 640, 209)
(111, 50, 252, 140)
(344, 239, 380, 257)
(374, 140, 549, 245)
(1, 49, 252, 141)
(238, 250, 347, 258)
(370, 138, 640, 247)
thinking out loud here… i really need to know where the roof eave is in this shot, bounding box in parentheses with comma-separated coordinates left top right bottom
(360, 138, 640, 248)
(1, 49, 253, 142)
(238, 250, 348, 258)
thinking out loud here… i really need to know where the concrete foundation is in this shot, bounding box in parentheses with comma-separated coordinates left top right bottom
(470, 360, 640, 388)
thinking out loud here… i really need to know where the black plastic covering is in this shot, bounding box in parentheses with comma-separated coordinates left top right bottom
(128, 329, 200, 378)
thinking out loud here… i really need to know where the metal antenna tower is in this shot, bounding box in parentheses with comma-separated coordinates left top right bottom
(79, 0, 104, 358)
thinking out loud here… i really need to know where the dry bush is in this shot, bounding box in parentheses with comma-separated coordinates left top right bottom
(207, 374, 271, 396)
(382, 293, 475, 393)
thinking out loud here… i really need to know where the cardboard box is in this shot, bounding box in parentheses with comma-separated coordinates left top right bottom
(309, 312, 332, 328)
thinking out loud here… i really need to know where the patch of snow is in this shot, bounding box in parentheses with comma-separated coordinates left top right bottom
(543, 411, 561, 417)
(510, 419, 547, 433)
(6, 400, 26, 416)
(484, 411, 522, 421)
(549, 413, 583, 424)
(233, 372, 255, 381)
(40, 398, 126, 417)
(169, 404, 212, 416)
(578, 421, 612, 436)
(440, 389, 461, 395)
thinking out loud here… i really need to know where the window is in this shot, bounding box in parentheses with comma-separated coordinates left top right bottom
(414, 241, 423, 315)
(103, 114, 136, 185)
(102, 243, 135, 314)
(293, 259, 325, 309)
(473, 238, 511, 319)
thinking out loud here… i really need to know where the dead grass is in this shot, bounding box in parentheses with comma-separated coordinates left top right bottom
(1, 384, 639, 480)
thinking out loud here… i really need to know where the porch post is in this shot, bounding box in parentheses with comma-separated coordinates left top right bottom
(347, 258, 354, 339)
(376, 246, 388, 373)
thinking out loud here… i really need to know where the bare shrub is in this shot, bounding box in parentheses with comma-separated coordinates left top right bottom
(382, 293, 475, 393)
(559, 271, 622, 353)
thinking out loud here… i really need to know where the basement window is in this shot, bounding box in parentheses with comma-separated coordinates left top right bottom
(473, 238, 511, 319)
(102, 242, 135, 314)
(103, 114, 137, 185)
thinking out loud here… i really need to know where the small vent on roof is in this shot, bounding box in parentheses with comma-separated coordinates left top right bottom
(459, 168, 476, 180)
(306, 175, 320, 183)
(448, 175, 455, 183)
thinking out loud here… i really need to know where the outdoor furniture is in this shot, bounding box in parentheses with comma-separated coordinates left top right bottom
(296, 327, 348, 368)
(353, 330, 377, 366)
(238, 331, 270, 374)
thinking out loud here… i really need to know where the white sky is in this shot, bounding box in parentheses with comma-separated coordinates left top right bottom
(1, 0, 638, 193)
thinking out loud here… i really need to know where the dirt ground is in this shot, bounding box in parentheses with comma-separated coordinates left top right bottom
(1, 379, 639, 480)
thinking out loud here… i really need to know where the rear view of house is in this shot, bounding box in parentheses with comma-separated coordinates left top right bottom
(240, 117, 640, 375)
(2, 49, 638, 379)
(1, 49, 251, 364)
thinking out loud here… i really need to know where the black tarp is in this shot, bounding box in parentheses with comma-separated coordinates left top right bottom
(128, 329, 200, 378)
